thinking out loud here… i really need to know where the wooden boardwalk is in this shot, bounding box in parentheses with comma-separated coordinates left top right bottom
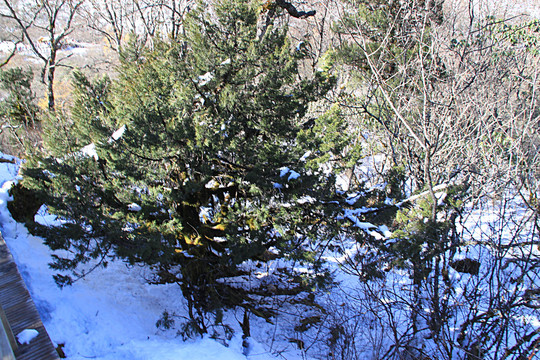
(0, 233, 59, 359)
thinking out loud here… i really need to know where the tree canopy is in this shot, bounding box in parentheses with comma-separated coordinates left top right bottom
(24, 0, 341, 333)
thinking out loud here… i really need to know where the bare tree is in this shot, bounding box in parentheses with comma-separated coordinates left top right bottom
(326, 0, 540, 358)
(287, 0, 344, 72)
(0, 0, 83, 111)
(82, 0, 193, 53)
(0, 0, 37, 68)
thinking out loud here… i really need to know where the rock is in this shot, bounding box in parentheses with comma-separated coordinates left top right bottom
(450, 258, 480, 275)
(7, 183, 43, 225)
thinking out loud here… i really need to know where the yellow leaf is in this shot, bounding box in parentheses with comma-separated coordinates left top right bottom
(212, 223, 227, 231)
(184, 234, 202, 246)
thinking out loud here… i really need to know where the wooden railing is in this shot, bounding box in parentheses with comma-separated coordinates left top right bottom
(0, 304, 16, 360)
(0, 232, 59, 359)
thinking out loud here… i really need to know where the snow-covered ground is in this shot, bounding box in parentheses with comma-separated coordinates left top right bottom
(0, 156, 286, 360)
(0, 151, 538, 359)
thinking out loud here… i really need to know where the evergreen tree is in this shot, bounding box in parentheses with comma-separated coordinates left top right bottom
(0, 67, 39, 128)
(24, 0, 337, 334)
(0, 67, 40, 154)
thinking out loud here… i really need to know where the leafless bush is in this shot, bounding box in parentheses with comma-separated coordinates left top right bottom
(325, 0, 540, 358)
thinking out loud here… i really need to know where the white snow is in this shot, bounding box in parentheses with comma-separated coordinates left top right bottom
(272, 182, 283, 189)
(0, 155, 283, 360)
(297, 195, 315, 204)
(287, 170, 300, 181)
(17, 329, 39, 345)
(279, 167, 300, 181)
(80, 126, 126, 159)
(80, 143, 98, 160)
(127, 203, 142, 212)
(300, 151, 312, 162)
(198, 71, 214, 86)
(110, 125, 126, 141)
(345, 192, 363, 205)
(338, 208, 377, 231)
(0, 149, 537, 360)
(205, 179, 219, 189)
(0, 41, 16, 54)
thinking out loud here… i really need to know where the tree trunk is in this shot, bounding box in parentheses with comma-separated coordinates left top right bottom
(47, 53, 56, 111)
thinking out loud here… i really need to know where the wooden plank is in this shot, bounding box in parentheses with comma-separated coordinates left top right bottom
(0, 233, 59, 360)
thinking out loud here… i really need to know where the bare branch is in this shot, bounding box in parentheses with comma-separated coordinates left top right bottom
(275, 0, 316, 19)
